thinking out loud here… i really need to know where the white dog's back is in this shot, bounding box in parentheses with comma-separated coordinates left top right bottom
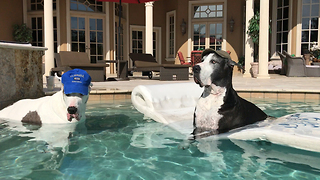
(0, 91, 72, 123)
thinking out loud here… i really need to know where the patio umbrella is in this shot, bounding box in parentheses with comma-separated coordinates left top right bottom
(97, 0, 159, 79)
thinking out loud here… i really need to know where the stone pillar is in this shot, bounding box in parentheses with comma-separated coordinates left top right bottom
(0, 42, 47, 109)
(145, 2, 154, 55)
(44, 0, 55, 76)
(257, 0, 270, 79)
(244, 0, 254, 77)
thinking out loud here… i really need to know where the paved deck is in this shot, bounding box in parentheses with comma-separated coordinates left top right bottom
(44, 73, 320, 101)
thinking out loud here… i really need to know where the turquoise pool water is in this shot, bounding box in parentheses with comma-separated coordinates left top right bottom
(1, 99, 320, 179)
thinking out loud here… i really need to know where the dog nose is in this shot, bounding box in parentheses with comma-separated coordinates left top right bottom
(67, 106, 77, 114)
(193, 65, 201, 73)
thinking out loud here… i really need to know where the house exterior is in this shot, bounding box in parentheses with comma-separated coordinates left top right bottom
(0, 0, 316, 79)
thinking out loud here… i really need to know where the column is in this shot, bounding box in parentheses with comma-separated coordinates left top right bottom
(145, 2, 154, 55)
(257, 0, 270, 79)
(44, 0, 55, 76)
(244, 0, 254, 77)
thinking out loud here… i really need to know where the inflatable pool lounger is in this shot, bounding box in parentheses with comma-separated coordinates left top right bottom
(131, 83, 320, 152)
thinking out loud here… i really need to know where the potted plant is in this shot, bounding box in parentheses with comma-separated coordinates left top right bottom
(247, 11, 271, 77)
(247, 11, 260, 77)
(12, 23, 32, 43)
(310, 43, 320, 62)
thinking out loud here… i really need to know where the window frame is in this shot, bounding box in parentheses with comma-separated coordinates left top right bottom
(271, 0, 292, 58)
(166, 10, 176, 60)
(189, 1, 226, 52)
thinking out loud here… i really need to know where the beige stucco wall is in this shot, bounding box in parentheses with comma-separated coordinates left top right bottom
(0, 0, 24, 41)
(226, 0, 245, 64)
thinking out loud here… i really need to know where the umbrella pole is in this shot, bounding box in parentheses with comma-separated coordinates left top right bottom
(117, 0, 122, 78)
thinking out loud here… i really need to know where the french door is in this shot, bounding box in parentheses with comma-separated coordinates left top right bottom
(192, 22, 223, 51)
(71, 16, 104, 63)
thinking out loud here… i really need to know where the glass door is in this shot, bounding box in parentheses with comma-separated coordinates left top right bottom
(192, 22, 223, 51)
(71, 16, 104, 63)
(89, 18, 104, 63)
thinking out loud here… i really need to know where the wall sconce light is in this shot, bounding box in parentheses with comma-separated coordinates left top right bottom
(229, 18, 235, 32)
(180, 19, 187, 35)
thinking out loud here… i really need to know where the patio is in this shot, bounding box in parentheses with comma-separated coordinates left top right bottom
(44, 72, 320, 103)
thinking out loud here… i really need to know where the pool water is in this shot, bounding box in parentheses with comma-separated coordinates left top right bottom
(1, 99, 320, 180)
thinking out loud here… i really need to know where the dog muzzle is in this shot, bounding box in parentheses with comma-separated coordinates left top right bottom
(193, 65, 203, 87)
(67, 106, 80, 121)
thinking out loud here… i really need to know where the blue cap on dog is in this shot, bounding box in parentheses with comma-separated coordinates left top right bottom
(61, 69, 91, 95)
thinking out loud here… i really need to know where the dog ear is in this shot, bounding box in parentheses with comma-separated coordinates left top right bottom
(227, 59, 245, 73)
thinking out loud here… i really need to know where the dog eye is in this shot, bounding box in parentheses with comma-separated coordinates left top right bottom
(210, 60, 216, 64)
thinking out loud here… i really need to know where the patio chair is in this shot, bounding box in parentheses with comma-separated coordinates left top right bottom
(276, 51, 287, 75)
(282, 51, 306, 77)
(191, 51, 202, 66)
(129, 53, 191, 81)
(52, 51, 109, 82)
(177, 51, 191, 65)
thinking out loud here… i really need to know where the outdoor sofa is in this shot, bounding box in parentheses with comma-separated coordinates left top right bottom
(280, 51, 320, 77)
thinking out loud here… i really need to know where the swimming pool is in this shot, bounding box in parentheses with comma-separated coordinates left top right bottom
(0, 99, 320, 179)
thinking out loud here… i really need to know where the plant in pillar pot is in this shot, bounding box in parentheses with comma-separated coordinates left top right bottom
(247, 10, 272, 77)
(247, 11, 260, 77)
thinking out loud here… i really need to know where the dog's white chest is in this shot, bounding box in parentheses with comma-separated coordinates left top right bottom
(195, 87, 226, 130)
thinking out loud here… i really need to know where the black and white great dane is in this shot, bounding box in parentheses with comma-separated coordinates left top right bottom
(192, 49, 267, 138)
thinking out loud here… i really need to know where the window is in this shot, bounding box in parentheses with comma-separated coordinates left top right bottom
(193, 23, 222, 51)
(28, 0, 58, 52)
(193, 4, 223, 19)
(31, 17, 43, 47)
(192, 3, 224, 51)
(166, 11, 175, 58)
(71, 17, 86, 52)
(276, 0, 289, 53)
(30, 0, 56, 11)
(301, 0, 319, 54)
(130, 26, 161, 63)
(70, 0, 103, 12)
(30, 17, 58, 53)
(89, 18, 104, 63)
(132, 30, 143, 54)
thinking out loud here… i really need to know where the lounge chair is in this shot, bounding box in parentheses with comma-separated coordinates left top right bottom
(283, 51, 320, 77)
(52, 51, 109, 82)
(129, 53, 191, 81)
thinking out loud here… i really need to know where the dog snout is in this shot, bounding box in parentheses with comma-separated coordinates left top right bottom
(67, 106, 78, 114)
(193, 65, 201, 74)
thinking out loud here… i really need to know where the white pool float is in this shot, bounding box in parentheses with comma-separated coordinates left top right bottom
(131, 83, 320, 152)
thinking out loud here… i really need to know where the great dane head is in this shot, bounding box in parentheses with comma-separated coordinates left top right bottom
(61, 69, 92, 122)
(193, 49, 243, 89)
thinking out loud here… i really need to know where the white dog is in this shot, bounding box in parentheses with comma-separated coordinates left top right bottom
(0, 69, 92, 124)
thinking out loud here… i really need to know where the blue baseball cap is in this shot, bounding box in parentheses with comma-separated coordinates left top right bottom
(61, 69, 92, 95)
